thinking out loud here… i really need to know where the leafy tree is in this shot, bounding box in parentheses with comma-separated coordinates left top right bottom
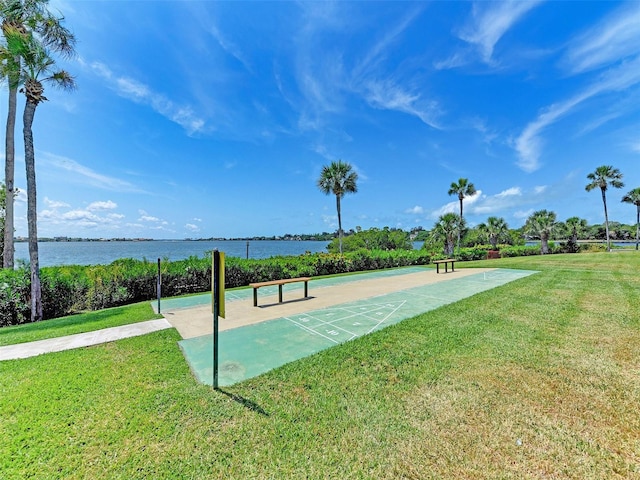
(317, 160, 358, 254)
(5, 27, 75, 321)
(622, 187, 640, 250)
(524, 210, 558, 254)
(585, 165, 624, 252)
(431, 213, 464, 257)
(1, 0, 75, 269)
(326, 227, 412, 253)
(448, 177, 476, 253)
(477, 216, 509, 250)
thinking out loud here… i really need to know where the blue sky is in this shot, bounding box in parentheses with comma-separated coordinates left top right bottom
(4, 0, 640, 239)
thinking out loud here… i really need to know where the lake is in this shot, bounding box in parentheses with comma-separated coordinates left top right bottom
(13, 240, 331, 267)
(13, 240, 428, 267)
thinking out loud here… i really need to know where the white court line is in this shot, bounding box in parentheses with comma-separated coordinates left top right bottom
(287, 312, 359, 338)
(286, 319, 346, 344)
(365, 300, 406, 334)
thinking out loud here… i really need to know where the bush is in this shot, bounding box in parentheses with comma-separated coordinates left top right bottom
(0, 240, 582, 326)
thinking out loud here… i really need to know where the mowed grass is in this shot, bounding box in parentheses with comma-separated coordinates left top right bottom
(0, 303, 163, 347)
(0, 252, 639, 479)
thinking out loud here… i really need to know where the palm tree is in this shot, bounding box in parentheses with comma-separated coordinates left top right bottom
(448, 178, 476, 253)
(524, 210, 558, 254)
(317, 160, 358, 254)
(478, 216, 508, 250)
(6, 29, 75, 321)
(432, 213, 464, 257)
(565, 217, 587, 244)
(585, 165, 624, 252)
(621, 187, 640, 251)
(1, 0, 75, 269)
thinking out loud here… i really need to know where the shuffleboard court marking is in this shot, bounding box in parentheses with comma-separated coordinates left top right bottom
(177, 268, 539, 386)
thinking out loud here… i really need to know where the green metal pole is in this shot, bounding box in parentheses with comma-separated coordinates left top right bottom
(213, 249, 219, 389)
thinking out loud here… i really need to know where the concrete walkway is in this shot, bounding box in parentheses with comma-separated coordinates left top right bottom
(0, 319, 172, 361)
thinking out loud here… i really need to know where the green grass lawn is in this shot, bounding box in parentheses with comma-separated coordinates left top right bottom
(1, 252, 638, 479)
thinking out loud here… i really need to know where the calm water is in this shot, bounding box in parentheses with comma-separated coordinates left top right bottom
(14, 240, 427, 267)
(14, 240, 332, 267)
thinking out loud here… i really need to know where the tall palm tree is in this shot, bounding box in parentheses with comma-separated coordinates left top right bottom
(1, 0, 75, 269)
(525, 210, 558, 254)
(621, 187, 640, 251)
(478, 216, 508, 250)
(585, 165, 624, 252)
(317, 160, 358, 254)
(448, 178, 476, 253)
(432, 213, 464, 257)
(6, 29, 75, 321)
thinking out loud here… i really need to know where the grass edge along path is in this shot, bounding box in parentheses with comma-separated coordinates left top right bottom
(0, 252, 639, 478)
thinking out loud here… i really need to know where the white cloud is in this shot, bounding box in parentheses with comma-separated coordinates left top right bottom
(44, 197, 70, 209)
(185, 223, 200, 232)
(495, 187, 522, 197)
(87, 200, 117, 211)
(457, 0, 542, 65)
(364, 79, 442, 129)
(43, 152, 142, 193)
(90, 61, 207, 135)
(561, 2, 640, 75)
(515, 55, 640, 172)
(405, 205, 424, 215)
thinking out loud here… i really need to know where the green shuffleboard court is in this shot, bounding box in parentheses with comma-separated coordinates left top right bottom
(178, 268, 537, 386)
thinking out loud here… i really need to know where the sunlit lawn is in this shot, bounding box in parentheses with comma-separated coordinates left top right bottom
(0, 252, 638, 479)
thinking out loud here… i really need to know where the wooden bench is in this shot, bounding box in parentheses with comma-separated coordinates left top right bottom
(249, 277, 311, 307)
(433, 259, 455, 274)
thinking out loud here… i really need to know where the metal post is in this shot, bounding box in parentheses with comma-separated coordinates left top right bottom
(156, 258, 161, 314)
(246, 240, 249, 259)
(212, 249, 219, 389)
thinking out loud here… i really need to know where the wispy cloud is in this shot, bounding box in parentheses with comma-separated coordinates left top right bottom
(561, 1, 640, 75)
(364, 79, 442, 129)
(90, 61, 206, 135)
(209, 24, 253, 73)
(448, 0, 542, 66)
(515, 55, 640, 171)
(42, 152, 143, 193)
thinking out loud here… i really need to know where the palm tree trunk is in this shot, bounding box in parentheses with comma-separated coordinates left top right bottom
(23, 100, 43, 321)
(457, 198, 463, 254)
(541, 234, 549, 254)
(336, 195, 343, 254)
(601, 189, 610, 252)
(3, 85, 17, 269)
(636, 205, 640, 250)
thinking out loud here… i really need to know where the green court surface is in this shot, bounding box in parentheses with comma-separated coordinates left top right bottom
(154, 266, 431, 312)
(178, 268, 537, 387)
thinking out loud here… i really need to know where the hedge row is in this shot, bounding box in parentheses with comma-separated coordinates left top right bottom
(0, 249, 431, 326)
(0, 243, 596, 327)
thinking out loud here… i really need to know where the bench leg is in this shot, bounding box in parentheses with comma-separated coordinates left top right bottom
(278, 284, 283, 303)
(436, 263, 440, 274)
(304, 281, 308, 298)
(451, 262, 455, 272)
(253, 288, 258, 307)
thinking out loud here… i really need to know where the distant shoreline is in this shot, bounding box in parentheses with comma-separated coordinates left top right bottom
(14, 236, 334, 243)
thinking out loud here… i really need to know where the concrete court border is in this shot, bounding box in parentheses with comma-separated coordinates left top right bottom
(177, 268, 537, 387)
